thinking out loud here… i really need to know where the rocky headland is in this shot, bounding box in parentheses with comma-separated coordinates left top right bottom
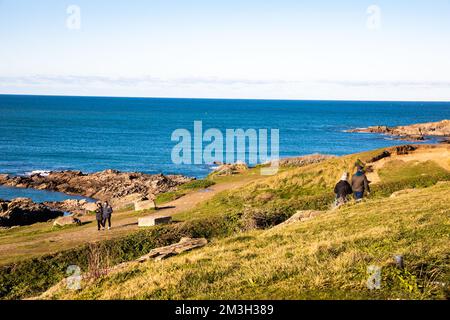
(348, 119, 450, 141)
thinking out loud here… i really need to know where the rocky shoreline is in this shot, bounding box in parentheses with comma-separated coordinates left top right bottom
(0, 154, 337, 227)
(0, 169, 193, 203)
(0, 170, 194, 226)
(348, 119, 450, 141)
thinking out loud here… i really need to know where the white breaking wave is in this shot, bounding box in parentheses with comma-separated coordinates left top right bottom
(25, 170, 51, 177)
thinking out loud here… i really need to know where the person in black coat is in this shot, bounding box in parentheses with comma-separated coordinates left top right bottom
(95, 202, 105, 231)
(334, 172, 353, 207)
(102, 201, 113, 230)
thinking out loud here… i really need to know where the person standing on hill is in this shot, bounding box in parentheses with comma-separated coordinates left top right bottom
(102, 201, 113, 230)
(351, 165, 371, 201)
(334, 172, 353, 207)
(95, 202, 105, 231)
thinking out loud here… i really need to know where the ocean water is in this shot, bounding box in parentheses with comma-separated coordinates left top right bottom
(1, 95, 449, 201)
(0, 185, 93, 203)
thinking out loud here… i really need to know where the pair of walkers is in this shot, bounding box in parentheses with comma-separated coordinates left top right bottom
(95, 201, 113, 231)
(334, 165, 371, 207)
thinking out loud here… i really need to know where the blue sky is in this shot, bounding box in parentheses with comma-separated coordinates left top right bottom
(1, 0, 450, 100)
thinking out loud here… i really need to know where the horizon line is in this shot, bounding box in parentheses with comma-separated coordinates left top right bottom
(1, 93, 450, 104)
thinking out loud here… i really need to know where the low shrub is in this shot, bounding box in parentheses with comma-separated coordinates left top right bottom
(241, 206, 291, 231)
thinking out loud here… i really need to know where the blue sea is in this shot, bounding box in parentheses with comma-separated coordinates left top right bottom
(1, 94, 449, 202)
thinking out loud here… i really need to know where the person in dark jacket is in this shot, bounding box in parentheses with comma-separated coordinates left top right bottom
(334, 172, 353, 207)
(351, 166, 371, 201)
(102, 201, 113, 230)
(95, 202, 105, 231)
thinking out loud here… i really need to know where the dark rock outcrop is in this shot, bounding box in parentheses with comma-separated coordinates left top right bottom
(0, 198, 64, 227)
(395, 145, 417, 155)
(368, 151, 391, 163)
(0, 170, 194, 203)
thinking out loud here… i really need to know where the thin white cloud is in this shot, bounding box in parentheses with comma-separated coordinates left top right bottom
(320, 80, 450, 89)
(1, 75, 450, 101)
(1, 75, 450, 89)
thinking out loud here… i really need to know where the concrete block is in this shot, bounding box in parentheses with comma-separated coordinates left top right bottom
(138, 215, 172, 227)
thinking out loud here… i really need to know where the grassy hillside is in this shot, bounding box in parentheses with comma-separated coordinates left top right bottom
(43, 181, 450, 300)
(174, 145, 450, 223)
(1, 144, 449, 300)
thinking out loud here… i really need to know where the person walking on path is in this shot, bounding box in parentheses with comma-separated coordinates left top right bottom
(334, 171, 353, 207)
(102, 201, 113, 230)
(351, 165, 371, 201)
(95, 202, 105, 231)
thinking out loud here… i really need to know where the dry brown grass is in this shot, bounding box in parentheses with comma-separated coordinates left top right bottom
(43, 181, 450, 300)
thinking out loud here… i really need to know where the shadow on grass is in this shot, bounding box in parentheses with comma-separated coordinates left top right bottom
(155, 206, 176, 211)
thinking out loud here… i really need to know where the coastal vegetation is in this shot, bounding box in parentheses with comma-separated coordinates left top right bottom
(44, 181, 450, 300)
(0, 144, 449, 300)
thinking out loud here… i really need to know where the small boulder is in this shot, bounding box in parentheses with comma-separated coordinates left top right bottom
(281, 210, 324, 226)
(134, 200, 156, 211)
(82, 202, 97, 212)
(211, 162, 248, 176)
(53, 216, 82, 227)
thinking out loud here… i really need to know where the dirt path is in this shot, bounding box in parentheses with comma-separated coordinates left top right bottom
(0, 177, 258, 265)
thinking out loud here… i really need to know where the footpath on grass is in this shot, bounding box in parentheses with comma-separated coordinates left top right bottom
(0, 175, 260, 266)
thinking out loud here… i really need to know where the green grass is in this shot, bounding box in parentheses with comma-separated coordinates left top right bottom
(176, 148, 450, 223)
(0, 179, 216, 264)
(0, 221, 95, 246)
(372, 160, 450, 198)
(155, 179, 215, 205)
(378, 160, 450, 183)
(2, 145, 450, 300)
(0, 213, 241, 300)
(45, 181, 450, 300)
